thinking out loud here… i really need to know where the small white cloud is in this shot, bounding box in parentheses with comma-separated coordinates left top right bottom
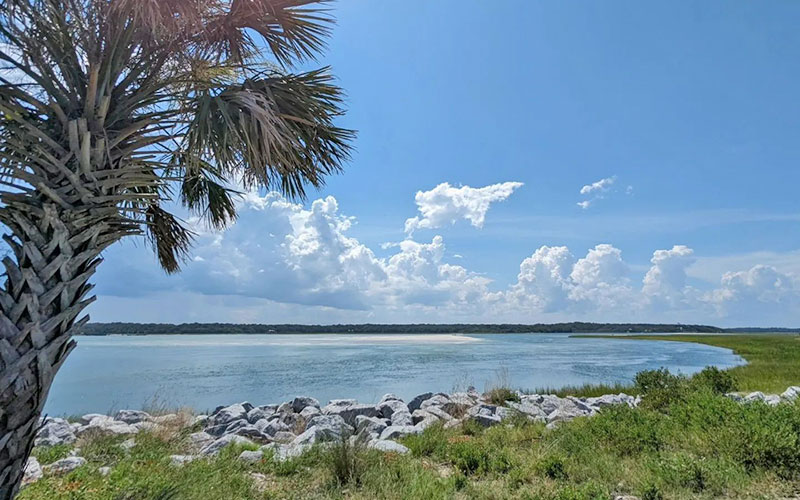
(580, 176, 616, 195)
(577, 200, 592, 210)
(404, 181, 523, 234)
(626, 185, 634, 195)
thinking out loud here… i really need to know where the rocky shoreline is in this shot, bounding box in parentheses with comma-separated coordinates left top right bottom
(24, 386, 800, 488)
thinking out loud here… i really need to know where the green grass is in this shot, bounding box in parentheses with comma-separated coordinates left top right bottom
(19, 334, 800, 500)
(580, 334, 800, 394)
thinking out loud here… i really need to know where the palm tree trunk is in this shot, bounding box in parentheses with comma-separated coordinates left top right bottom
(0, 201, 126, 498)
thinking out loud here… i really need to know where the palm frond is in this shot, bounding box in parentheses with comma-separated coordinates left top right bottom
(145, 204, 193, 274)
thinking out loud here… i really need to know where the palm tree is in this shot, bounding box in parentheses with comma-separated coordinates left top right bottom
(0, 0, 354, 495)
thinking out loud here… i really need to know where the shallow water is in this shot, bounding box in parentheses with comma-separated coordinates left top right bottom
(44, 333, 745, 415)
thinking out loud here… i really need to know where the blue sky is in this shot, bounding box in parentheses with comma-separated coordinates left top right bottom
(91, 1, 800, 327)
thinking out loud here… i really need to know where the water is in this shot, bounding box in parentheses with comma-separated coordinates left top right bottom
(44, 333, 745, 416)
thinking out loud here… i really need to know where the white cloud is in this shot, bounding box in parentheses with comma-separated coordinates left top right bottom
(576, 200, 592, 210)
(643, 245, 697, 307)
(580, 176, 616, 195)
(404, 181, 523, 234)
(568, 244, 633, 309)
(506, 246, 574, 312)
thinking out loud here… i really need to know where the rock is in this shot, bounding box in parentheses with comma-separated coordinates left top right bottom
(326, 398, 358, 407)
(369, 439, 410, 454)
(614, 496, 640, 500)
(193, 415, 209, 427)
(472, 413, 502, 427)
(35, 418, 76, 447)
(782, 386, 800, 401)
(249, 472, 270, 492)
(98, 466, 112, 477)
(132, 421, 158, 433)
(170, 455, 199, 466)
(380, 393, 402, 403)
(408, 392, 434, 412)
(420, 394, 450, 411)
(278, 412, 303, 430)
(585, 393, 636, 408)
(414, 415, 439, 432)
(422, 405, 454, 422)
(377, 399, 409, 419)
(211, 404, 248, 427)
(765, 394, 782, 406)
(263, 442, 310, 462)
(520, 394, 561, 415)
(238, 450, 264, 463)
(78, 417, 138, 437)
(43, 457, 86, 475)
(390, 410, 414, 426)
(223, 419, 249, 435)
(293, 415, 353, 445)
(114, 410, 151, 424)
(507, 400, 547, 419)
(355, 415, 387, 439)
(200, 434, 254, 456)
(271, 431, 297, 443)
(234, 425, 270, 442)
(79, 413, 108, 425)
(242, 402, 254, 412)
(258, 419, 290, 437)
(744, 391, 766, 402)
(119, 438, 136, 451)
(205, 422, 231, 437)
(291, 396, 320, 413)
(379, 425, 421, 440)
(247, 407, 275, 424)
(22, 457, 42, 486)
(187, 431, 215, 451)
(276, 402, 293, 415)
(299, 406, 321, 419)
(322, 402, 381, 426)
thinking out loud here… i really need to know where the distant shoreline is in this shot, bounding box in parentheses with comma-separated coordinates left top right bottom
(77, 322, 800, 336)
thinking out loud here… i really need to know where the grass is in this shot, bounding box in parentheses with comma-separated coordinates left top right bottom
(19, 334, 800, 500)
(579, 334, 800, 394)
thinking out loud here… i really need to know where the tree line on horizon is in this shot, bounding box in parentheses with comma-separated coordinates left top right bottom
(78, 322, 740, 335)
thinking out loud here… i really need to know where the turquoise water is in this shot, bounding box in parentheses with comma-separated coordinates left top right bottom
(44, 333, 745, 416)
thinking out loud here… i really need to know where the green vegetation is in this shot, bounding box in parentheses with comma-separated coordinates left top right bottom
(80, 322, 726, 335)
(584, 334, 800, 394)
(19, 335, 800, 499)
(21, 389, 800, 499)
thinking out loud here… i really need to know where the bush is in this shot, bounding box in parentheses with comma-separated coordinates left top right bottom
(326, 435, 367, 486)
(691, 366, 738, 394)
(486, 387, 520, 405)
(634, 368, 688, 411)
(447, 440, 489, 475)
(538, 456, 568, 480)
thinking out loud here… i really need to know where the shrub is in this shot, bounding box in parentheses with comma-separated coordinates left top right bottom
(486, 387, 520, 405)
(634, 368, 688, 411)
(691, 366, 738, 394)
(641, 484, 663, 500)
(538, 456, 568, 480)
(447, 440, 490, 475)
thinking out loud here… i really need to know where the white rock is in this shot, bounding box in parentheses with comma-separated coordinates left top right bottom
(79, 414, 108, 425)
(263, 442, 310, 462)
(299, 406, 321, 419)
(781, 386, 800, 402)
(355, 415, 387, 439)
(321, 402, 381, 426)
(114, 410, 151, 424)
(211, 404, 248, 427)
(369, 439, 410, 454)
(152, 414, 179, 425)
(390, 410, 414, 426)
(35, 418, 76, 447)
(193, 415, 209, 427)
(419, 394, 450, 411)
(379, 425, 421, 440)
(247, 407, 275, 424)
(200, 434, 254, 456)
(380, 393, 402, 403)
(187, 431, 215, 451)
(408, 392, 434, 412)
(98, 466, 112, 477)
(119, 438, 136, 451)
(78, 418, 138, 437)
(22, 457, 42, 486)
(376, 399, 408, 419)
(43, 457, 86, 475)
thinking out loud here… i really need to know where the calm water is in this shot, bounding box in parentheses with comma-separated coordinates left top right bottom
(45, 333, 745, 416)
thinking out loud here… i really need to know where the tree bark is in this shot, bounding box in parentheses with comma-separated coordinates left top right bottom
(0, 201, 125, 498)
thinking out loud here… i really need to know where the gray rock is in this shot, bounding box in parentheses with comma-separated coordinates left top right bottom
(234, 425, 270, 442)
(390, 410, 414, 427)
(22, 457, 42, 486)
(765, 394, 782, 406)
(744, 391, 766, 402)
(379, 425, 421, 440)
(472, 413, 502, 427)
(193, 415, 209, 427)
(242, 402, 255, 412)
(377, 399, 409, 419)
(420, 394, 450, 411)
(200, 434, 254, 456)
(98, 466, 112, 477)
(259, 419, 290, 437)
(380, 393, 402, 403)
(169, 455, 199, 466)
(294, 416, 354, 445)
(271, 431, 297, 443)
(132, 421, 158, 433)
(114, 410, 152, 425)
(369, 439, 410, 454)
(43, 457, 86, 475)
(79, 413, 107, 425)
(507, 401, 547, 419)
(238, 450, 264, 463)
(186, 431, 216, 451)
(223, 419, 249, 435)
(78, 417, 138, 437)
(585, 393, 636, 408)
(299, 406, 321, 419)
(408, 392, 434, 412)
(355, 415, 387, 439)
(204, 423, 230, 437)
(211, 404, 248, 427)
(291, 396, 320, 413)
(521, 394, 561, 415)
(422, 405, 454, 422)
(782, 386, 800, 401)
(322, 402, 381, 426)
(247, 407, 275, 424)
(263, 442, 310, 462)
(276, 402, 293, 415)
(35, 418, 76, 447)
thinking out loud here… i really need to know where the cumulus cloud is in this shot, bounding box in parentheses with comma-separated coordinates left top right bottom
(404, 181, 523, 234)
(92, 189, 800, 326)
(642, 245, 697, 307)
